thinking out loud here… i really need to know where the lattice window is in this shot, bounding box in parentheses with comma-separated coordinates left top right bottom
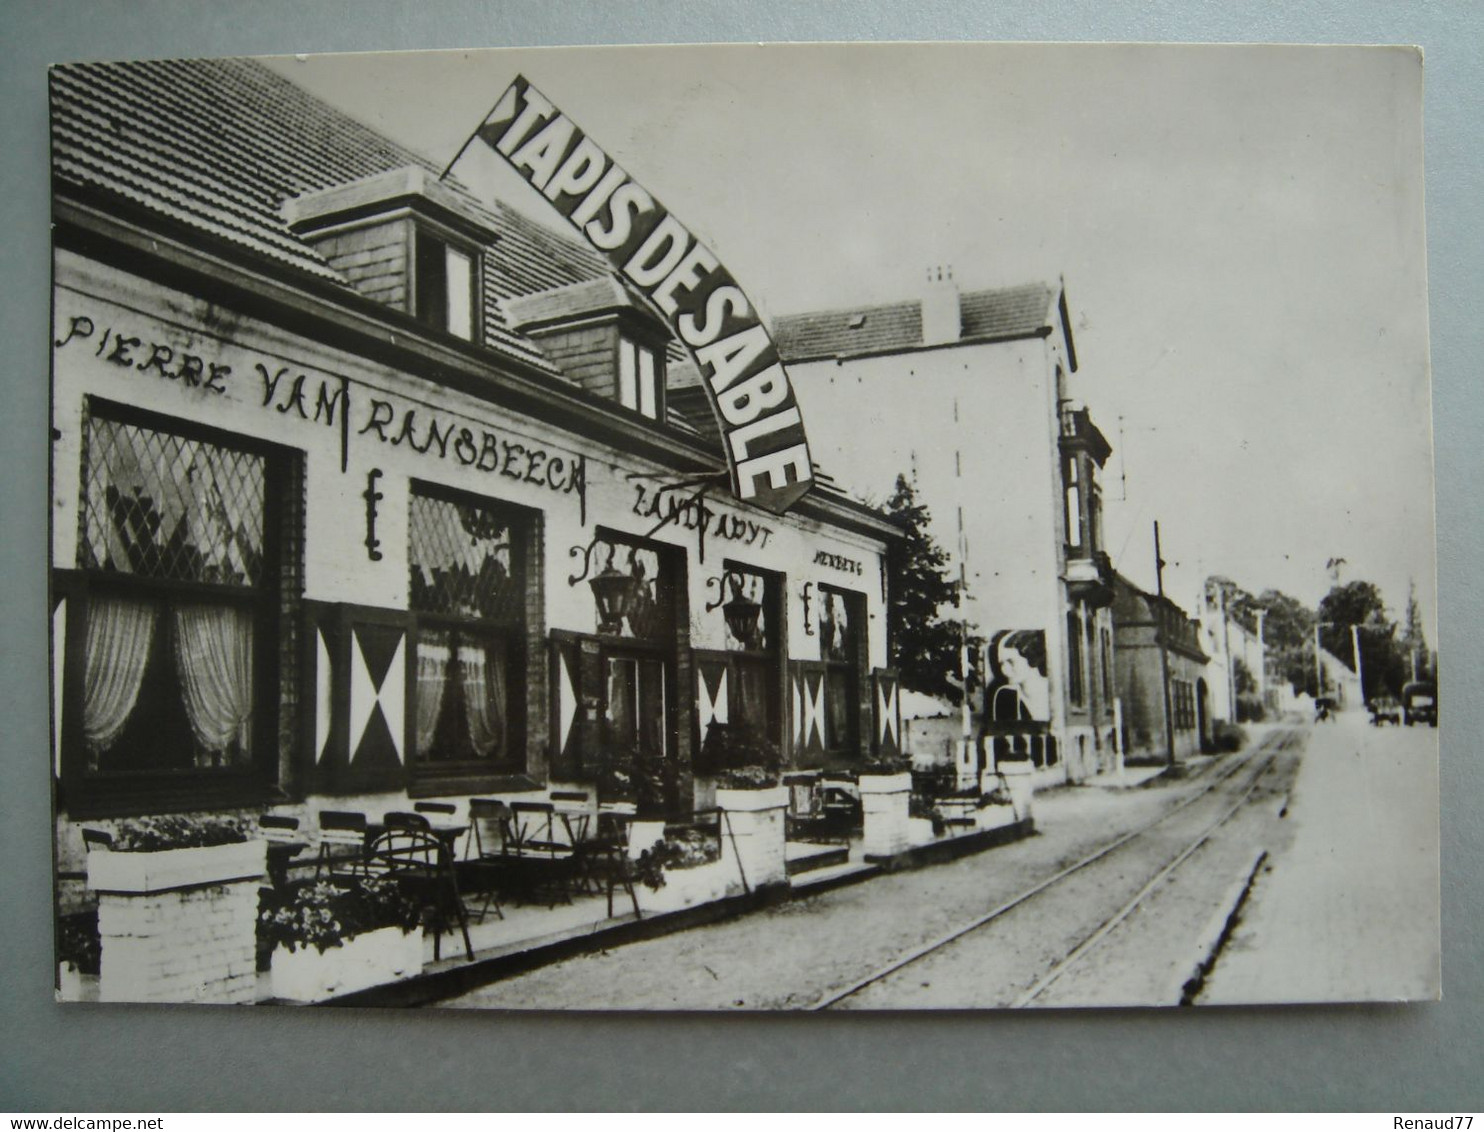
(408, 493, 520, 620)
(81, 418, 265, 585)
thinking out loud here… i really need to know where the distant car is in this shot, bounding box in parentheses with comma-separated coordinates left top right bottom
(1401, 681, 1437, 727)
(1369, 696, 1401, 726)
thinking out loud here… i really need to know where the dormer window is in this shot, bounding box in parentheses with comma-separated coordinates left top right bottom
(415, 231, 477, 342)
(618, 337, 663, 420)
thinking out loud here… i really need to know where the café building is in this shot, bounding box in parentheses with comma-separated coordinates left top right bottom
(48, 57, 900, 892)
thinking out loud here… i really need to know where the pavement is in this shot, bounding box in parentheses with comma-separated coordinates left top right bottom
(1200, 711, 1441, 1004)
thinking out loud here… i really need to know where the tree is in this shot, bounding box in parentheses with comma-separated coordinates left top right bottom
(1253, 588, 1316, 696)
(878, 474, 980, 705)
(1398, 580, 1431, 683)
(1318, 580, 1404, 699)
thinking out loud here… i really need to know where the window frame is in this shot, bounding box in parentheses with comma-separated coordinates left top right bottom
(405, 480, 533, 789)
(57, 398, 297, 819)
(616, 335, 666, 422)
(412, 225, 481, 344)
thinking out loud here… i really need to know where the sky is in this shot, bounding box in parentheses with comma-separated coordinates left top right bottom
(263, 43, 1435, 636)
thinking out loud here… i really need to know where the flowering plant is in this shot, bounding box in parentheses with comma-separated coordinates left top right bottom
(631, 827, 723, 891)
(258, 879, 422, 955)
(111, 814, 254, 851)
(860, 753, 913, 775)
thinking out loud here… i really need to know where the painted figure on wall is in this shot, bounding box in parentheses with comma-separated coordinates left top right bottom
(984, 629, 1050, 724)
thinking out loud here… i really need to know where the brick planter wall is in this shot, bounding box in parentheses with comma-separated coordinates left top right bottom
(715, 786, 788, 890)
(89, 840, 265, 1004)
(860, 772, 912, 858)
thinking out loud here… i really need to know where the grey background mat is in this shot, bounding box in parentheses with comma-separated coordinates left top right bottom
(2, 0, 1479, 1112)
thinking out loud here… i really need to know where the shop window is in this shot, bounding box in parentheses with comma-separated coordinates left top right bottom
(697, 565, 781, 755)
(60, 403, 298, 814)
(617, 337, 663, 421)
(408, 486, 528, 777)
(415, 230, 477, 342)
(819, 585, 865, 754)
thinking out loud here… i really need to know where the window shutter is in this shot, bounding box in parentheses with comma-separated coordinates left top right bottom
(549, 632, 603, 779)
(871, 668, 902, 757)
(790, 661, 828, 757)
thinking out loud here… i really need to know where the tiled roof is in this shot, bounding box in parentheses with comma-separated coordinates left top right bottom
(49, 57, 622, 373)
(774, 282, 1057, 362)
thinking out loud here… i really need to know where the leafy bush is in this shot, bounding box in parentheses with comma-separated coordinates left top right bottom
(1235, 694, 1266, 723)
(715, 764, 781, 790)
(258, 879, 422, 955)
(699, 721, 782, 774)
(1211, 720, 1247, 753)
(862, 752, 913, 775)
(112, 814, 254, 851)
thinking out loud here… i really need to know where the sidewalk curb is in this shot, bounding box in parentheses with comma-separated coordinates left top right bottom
(1175, 848, 1268, 1006)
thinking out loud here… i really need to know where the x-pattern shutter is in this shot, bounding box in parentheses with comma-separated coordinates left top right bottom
(790, 660, 828, 756)
(871, 668, 901, 756)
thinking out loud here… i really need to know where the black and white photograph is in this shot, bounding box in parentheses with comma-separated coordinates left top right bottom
(48, 42, 1438, 1011)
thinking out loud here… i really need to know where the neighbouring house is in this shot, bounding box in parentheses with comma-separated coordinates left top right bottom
(776, 269, 1119, 785)
(1111, 574, 1212, 764)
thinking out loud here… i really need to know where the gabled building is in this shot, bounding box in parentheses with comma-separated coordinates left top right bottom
(776, 270, 1119, 783)
(1111, 574, 1211, 763)
(48, 58, 901, 891)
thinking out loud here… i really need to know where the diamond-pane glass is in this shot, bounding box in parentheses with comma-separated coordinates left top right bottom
(409, 494, 519, 619)
(81, 418, 265, 586)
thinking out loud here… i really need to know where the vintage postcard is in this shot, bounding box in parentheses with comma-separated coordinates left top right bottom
(49, 43, 1437, 1009)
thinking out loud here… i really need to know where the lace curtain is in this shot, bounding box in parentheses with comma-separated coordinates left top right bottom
(173, 605, 254, 766)
(460, 641, 507, 758)
(82, 597, 158, 760)
(415, 632, 451, 757)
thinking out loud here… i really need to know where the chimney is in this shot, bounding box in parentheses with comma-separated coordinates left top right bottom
(921, 264, 961, 346)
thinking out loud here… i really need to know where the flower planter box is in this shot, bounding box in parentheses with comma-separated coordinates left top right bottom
(87, 838, 267, 894)
(859, 772, 912, 858)
(715, 785, 788, 889)
(636, 859, 736, 915)
(88, 840, 266, 1004)
(270, 926, 423, 1003)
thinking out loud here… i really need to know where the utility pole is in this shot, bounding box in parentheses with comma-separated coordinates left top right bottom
(1313, 621, 1324, 699)
(1154, 521, 1175, 767)
(1254, 608, 1268, 703)
(1351, 623, 1366, 703)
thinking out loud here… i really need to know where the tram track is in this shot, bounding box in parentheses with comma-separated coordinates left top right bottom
(809, 726, 1305, 1010)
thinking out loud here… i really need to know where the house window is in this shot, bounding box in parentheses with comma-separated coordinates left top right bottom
(1067, 610, 1085, 708)
(1064, 457, 1083, 548)
(415, 230, 477, 341)
(820, 585, 866, 754)
(62, 404, 296, 813)
(617, 337, 663, 420)
(408, 487, 528, 776)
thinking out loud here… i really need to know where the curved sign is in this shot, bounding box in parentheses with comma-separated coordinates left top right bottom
(476, 75, 815, 514)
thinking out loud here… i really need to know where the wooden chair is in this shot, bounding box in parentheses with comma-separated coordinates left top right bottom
(315, 811, 369, 880)
(459, 798, 511, 922)
(258, 814, 304, 889)
(365, 826, 474, 963)
(502, 801, 579, 907)
(414, 801, 458, 819)
(81, 828, 114, 851)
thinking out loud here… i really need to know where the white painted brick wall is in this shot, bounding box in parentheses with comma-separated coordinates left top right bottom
(97, 879, 260, 1004)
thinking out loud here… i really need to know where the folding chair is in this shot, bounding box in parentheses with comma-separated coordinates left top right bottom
(503, 801, 579, 907)
(459, 798, 512, 922)
(258, 813, 303, 889)
(315, 811, 369, 880)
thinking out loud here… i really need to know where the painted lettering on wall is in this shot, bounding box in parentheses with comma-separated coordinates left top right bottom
(631, 482, 772, 564)
(813, 549, 863, 575)
(55, 306, 587, 520)
(55, 315, 232, 394)
(475, 76, 815, 515)
(360, 397, 587, 519)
